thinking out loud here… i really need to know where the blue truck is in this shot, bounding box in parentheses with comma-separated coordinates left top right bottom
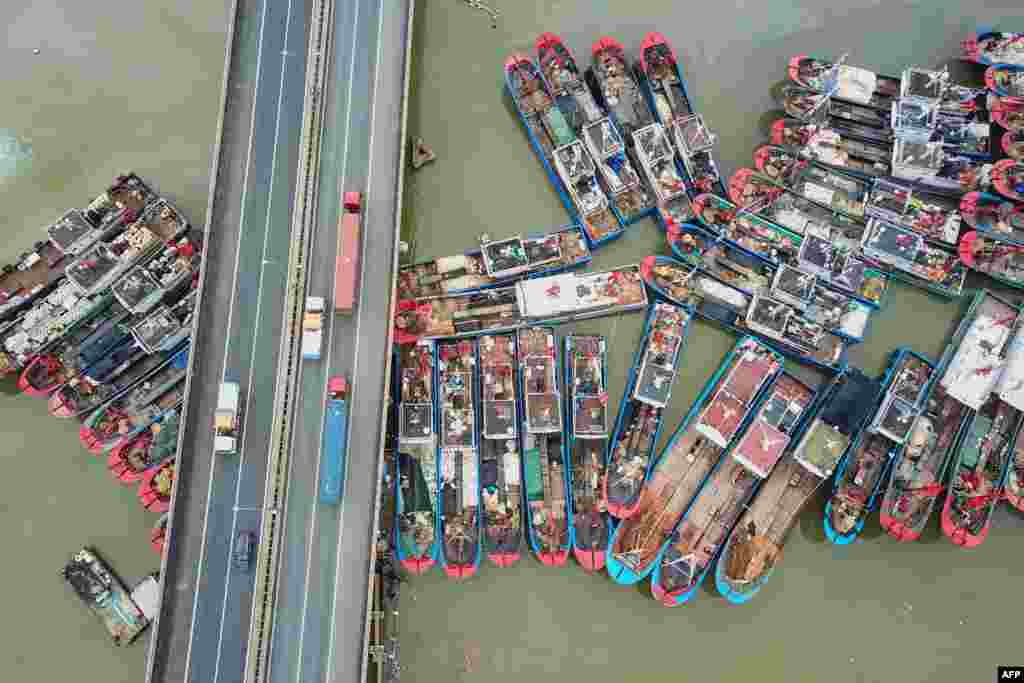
(319, 376, 349, 504)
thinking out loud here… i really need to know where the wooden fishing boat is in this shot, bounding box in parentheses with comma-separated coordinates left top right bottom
(79, 354, 189, 456)
(728, 167, 786, 209)
(769, 120, 891, 177)
(714, 368, 879, 603)
(668, 223, 873, 343)
(0, 226, 69, 326)
(1002, 130, 1024, 161)
(564, 334, 610, 571)
(108, 407, 181, 484)
(860, 219, 967, 298)
(477, 331, 523, 567)
(992, 158, 1024, 202)
(607, 337, 782, 585)
(781, 87, 894, 147)
(823, 349, 932, 544)
(890, 140, 991, 197)
(62, 547, 149, 645)
(631, 122, 696, 231)
(551, 138, 625, 245)
(535, 33, 604, 134)
(109, 234, 201, 314)
(692, 193, 802, 264)
(394, 341, 439, 574)
(436, 339, 482, 579)
(934, 115, 992, 159)
(940, 395, 1020, 547)
(587, 36, 654, 138)
(959, 231, 1024, 289)
(138, 458, 176, 513)
(866, 180, 962, 246)
(518, 327, 570, 565)
(150, 514, 169, 555)
(758, 154, 872, 220)
(938, 290, 1019, 410)
(636, 32, 725, 197)
(962, 30, 1024, 67)
(393, 264, 647, 343)
(1005, 430, 1024, 512)
(651, 370, 815, 605)
(640, 256, 847, 371)
(396, 226, 591, 300)
(606, 303, 692, 520)
(787, 54, 899, 110)
(983, 319, 1024, 512)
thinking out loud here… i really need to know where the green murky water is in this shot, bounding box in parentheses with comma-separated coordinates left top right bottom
(400, 2, 1024, 683)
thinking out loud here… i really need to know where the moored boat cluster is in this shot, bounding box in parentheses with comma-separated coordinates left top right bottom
(388, 28, 1024, 605)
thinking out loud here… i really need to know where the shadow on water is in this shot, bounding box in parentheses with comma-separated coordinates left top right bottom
(767, 79, 794, 106)
(797, 486, 829, 544)
(0, 374, 21, 397)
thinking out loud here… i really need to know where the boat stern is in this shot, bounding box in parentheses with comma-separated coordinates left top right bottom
(572, 544, 607, 572)
(768, 120, 788, 147)
(48, 388, 78, 418)
(399, 556, 436, 575)
(879, 512, 922, 542)
(488, 551, 521, 568)
(591, 36, 623, 58)
(787, 54, 811, 84)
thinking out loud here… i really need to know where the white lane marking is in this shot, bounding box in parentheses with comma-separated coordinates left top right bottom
(183, 0, 270, 679)
(294, 0, 362, 680)
(325, 0, 384, 675)
(212, 0, 296, 679)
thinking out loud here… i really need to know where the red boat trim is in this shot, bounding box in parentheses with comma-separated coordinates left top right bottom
(573, 546, 606, 572)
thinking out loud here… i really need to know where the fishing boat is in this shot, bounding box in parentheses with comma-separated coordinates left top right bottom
(1005, 429, 1024, 511)
(767, 123, 891, 177)
(396, 226, 591, 301)
(992, 158, 1024, 202)
(933, 115, 992, 159)
(108, 407, 181, 484)
(714, 368, 879, 603)
(692, 193, 801, 263)
(394, 341, 439, 574)
(941, 394, 1020, 547)
(605, 303, 692, 520)
(756, 154, 872, 220)
(535, 33, 604, 134)
(959, 231, 1024, 288)
(787, 54, 899, 110)
(61, 547, 149, 645)
(1003, 130, 1024, 160)
(580, 116, 657, 224)
(990, 95, 1024, 133)
(587, 36, 654, 137)
(551, 138, 625, 245)
(393, 264, 647, 343)
(138, 457, 176, 513)
(860, 219, 967, 298)
(636, 32, 726, 197)
(564, 334, 610, 571)
(0, 222, 71, 325)
(890, 140, 992, 197)
(436, 339, 482, 579)
(150, 514, 169, 555)
(109, 234, 200, 313)
(640, 256, 847, 371)
(668, 223, 873, 343)
(518, 326, 570, 565)
(823, 349, 932, 544)
(129, 289, 197, 354)
(79, 349, 190, 455)
(828, 98, 893, 135)
(477, 331, 523, 567)
(631, 122, 696, 231)
(962, 30, 1024, 66)
(866, 179, 962, 246)
(938, 290, 1019, 410)
(651, 370, 815, 605)
(607, 337, 782, 586)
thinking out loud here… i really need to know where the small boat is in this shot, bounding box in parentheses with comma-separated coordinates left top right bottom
(79, 351, 189, 455)
(394, 341, 439, 574)
(937, 290, 1019, 410)
(767, 122, 891, 177)
(564, 334, 610, 571)
(728, 167, 786, 209)
(393, 264, 647, 343)
(607, 337, 782, 586)
(865, 179, 962, 246)
(714, 369, 879, 603)
(637, 32, 726, 197)
(128, 289, 197, 355)
(823, 349, 932, 545)
(0, 226, 69, 326)
(983, 320, 1024, 511)
(631, 122, 696, 231)
(109, 234, 201, 314)
(581, 117, 657, 225)
(518, 326, 570, 566)
(992, 158, 1024, 202)
(108, 407, 181, 484)
(962, 30, 1024, 67)
(150, 514, 169, 555)
(535, 33, 604, 133)
(958, 231, 1024, 289)
(827, 99, 894, 137)
(692, 193, 801, 264)
(640, 256, 847, 371)
(587, 36, 654, 137)
(1002, 130, 1024, 160)
(890, 140, 992, 197)
(787, 54, 899, 110)
(756, 153, 872, 220)
(477, 331, 523, 567)
(605, 303, 692, 519)
(933, 115, 992, 159)
(860, 219, 967, 298)
(1005, 430, 1024, 512)
(940, 395, 1020, 547)
(551, 138, 626, 245)
(436, 339, 482, 579)
(138, 458, 176, 513)
(396, 226, 591, 300)
(61, 547, 149, 645)
(651, 369, 815, 605)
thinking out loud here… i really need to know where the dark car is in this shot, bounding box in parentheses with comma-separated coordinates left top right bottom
(233, 530, 257, 571)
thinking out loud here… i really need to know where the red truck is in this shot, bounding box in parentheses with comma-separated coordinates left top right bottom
(335, 192, 362, 314)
